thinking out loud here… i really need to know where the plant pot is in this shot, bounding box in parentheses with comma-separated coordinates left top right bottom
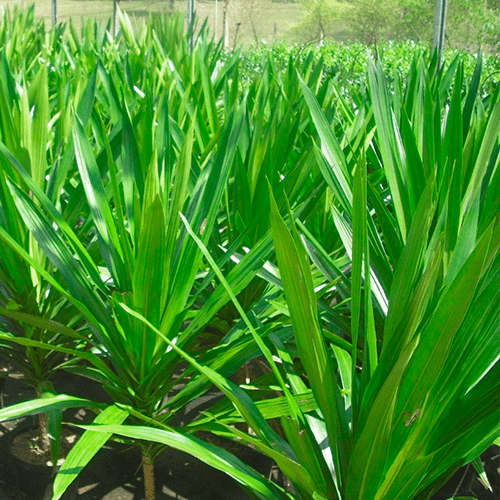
(7, 424, 80, 500)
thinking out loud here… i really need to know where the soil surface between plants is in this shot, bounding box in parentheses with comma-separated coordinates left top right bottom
(10, 426, 79, 467)
(0, 367, 269, 500)
(0, 367, 498, 500)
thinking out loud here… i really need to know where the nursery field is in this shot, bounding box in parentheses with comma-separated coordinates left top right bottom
(0, 6, 499, 500)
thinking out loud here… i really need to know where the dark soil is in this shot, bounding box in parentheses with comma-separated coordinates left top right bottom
(0, 369, 271, 500)
(430, 445, 499, 500)
(0, 369, 498, 500)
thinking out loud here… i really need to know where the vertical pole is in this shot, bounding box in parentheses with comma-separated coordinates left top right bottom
(187, 0, 196, 52)
(215, 0, 218, 39)
(224, 18, 229, 49)
(433, 0, 448, 69)
(222, 0, 229, 49)
(223, 0, 229, 49)
(51, 0, 57, 24)
(113, 0, 118, 38)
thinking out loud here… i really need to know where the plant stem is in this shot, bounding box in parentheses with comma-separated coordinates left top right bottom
(38, 412, 51, 453)
(35, 388, 51, 453)
(142, 450, 156, 500)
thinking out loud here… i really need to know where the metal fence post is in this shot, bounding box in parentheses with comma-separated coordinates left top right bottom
(52, 0, 57, 24)
(113, 0, 118, 38)
(433, 0, 448, 69)
(187, 0, 196, 52)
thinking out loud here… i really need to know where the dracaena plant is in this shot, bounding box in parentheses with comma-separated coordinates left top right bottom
(0, 49, 100, 466)
(0, 13, 289, 499)
(82, 52, 500, 500)
(0, 67, 290, 498)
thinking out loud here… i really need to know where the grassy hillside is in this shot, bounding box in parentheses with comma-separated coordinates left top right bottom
(1, 0, 314, 45)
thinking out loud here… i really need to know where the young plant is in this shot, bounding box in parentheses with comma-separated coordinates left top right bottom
(0, 47, 98, 465)
(0, 11, 271, 498)
(0, 63, 287, 497)
(105, 53, 499, 500)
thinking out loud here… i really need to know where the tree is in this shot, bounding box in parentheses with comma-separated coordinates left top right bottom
(446, 0, 500, 51)
(347, 0, 400, 45)
(294, 0, 350, 44)
(296, 0, 426, 46)
(295, 0, 500, 49)
(397, 0, 435, 41)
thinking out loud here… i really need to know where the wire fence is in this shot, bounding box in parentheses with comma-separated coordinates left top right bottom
(2, 1, 496, 52)
(0, 0, 307, 47)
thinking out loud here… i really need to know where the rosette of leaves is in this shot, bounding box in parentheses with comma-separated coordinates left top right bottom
(87, 52, 499, 500)
(0, 53, 294, 498)
(0, 49, 99, 466)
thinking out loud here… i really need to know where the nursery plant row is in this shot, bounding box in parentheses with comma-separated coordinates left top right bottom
(0, 6, 499, 500)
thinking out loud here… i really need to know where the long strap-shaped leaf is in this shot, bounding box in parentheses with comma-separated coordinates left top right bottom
(269, 190, 350, 492)
(73, 115, 126, 289)
(0, 139, 106, 294)
(53, 405, 129, 500)
(6, 181, 111, 332)
(347, 221, 499, 500)
(299, 75, 352, 213)
(368, 57, 410, 242)
(162, 105, 245, 334)
(0, 394, 106, 422)
(75, 423, 290, 500)
(118, 300, 331, 498)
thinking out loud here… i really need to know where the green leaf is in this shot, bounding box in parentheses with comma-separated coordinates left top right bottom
(299, 76, 352, 212)
(368, 57, 409, 241)
(75, 424, 288, 500)
(28, 65, 49, 188)
(118, 301, 292, 456)
(132, 193, 166, 373)
(39, 381, 63, 474)
(383, 175, 436, 348)
(462, 100, 500, 218)
(350, 152, 377, 422)
(0, 394, 103, 422)
(269, 188, 349, 487)
(471, 456, 492, 492)
(0, 333, 119, 384)
(281, 415, 335, 499)
(443, 498, 478, 500)
(73, 115, 126, 288)
(5, 181, 111, 332)
(120, 99, 144, 239)
(0, 307, 83, 339)
(213, 421, 319, 499)
(53, 405, 129, 500)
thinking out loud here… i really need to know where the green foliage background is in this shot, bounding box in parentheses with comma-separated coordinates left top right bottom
(294, 0, 500, 49)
